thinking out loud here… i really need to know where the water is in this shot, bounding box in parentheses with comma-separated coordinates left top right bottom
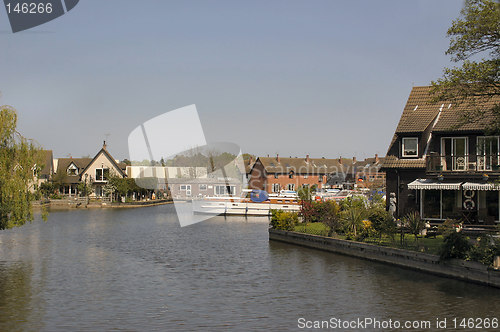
(1, 205, 499, 331)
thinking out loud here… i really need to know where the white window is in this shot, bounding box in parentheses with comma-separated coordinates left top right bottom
(477, 136, 499, 171)
(287, 183, 295, 191)
(402, 137, 418, 157)
(215, 185, 235, 196)
(95, 168, 109, 181)
(272, 183, 280, 193)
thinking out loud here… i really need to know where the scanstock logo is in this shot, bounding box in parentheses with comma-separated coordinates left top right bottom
(3, 0, 79, 33)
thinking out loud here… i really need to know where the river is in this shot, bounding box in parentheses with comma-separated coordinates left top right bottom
(0, 205, 499, 331)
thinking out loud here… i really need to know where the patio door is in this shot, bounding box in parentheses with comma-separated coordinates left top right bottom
(442, 137, 467, 171)
(477, 136, 499, 171)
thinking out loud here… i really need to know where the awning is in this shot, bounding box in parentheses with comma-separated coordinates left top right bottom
(462, 182, 500, 191)
(407, 179, 462, 190)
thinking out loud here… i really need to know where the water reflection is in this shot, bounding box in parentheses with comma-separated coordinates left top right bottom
(0, 206, 499, 331)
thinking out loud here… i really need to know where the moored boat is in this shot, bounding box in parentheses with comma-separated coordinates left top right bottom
(192, 190, 301, 215)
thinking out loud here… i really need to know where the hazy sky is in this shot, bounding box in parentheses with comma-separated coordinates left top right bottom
(1, 0, 464, 160)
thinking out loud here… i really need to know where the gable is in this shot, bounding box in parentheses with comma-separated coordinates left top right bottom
(80, 148, 126, 179)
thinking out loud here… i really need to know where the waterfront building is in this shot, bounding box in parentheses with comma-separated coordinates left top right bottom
(54, 141, 127, 197)
(382, 86, 500, 225)
(248, 154, 384, 193)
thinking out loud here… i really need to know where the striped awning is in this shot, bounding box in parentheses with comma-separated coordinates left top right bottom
(462, 182, 500, 191)
(407, 179, 462, 190)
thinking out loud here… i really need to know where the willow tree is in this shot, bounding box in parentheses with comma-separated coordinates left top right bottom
(0, 105, 44, 229)
(431, 0, 500, 130)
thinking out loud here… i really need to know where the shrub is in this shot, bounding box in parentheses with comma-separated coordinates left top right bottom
(340, 204, 366, 239)
(270, 210, 299, 231)
(439, 232, 471, 260)
(356, 219, 376, 241)
(467, 235, 500, 266)
(367, 208, 393, 241)
(315, 201, 341, 236)
(403, 211, 425, 243)
(300, 200, 341, 235)
(438, 218, 462, 236)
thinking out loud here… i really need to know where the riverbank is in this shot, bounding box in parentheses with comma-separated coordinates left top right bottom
(269, 228, 500, 288)
(32, 198, 173, 209)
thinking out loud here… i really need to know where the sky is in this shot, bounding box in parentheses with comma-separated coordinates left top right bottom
(0, 0, 465, 161)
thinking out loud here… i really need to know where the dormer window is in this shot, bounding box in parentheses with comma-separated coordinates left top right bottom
(67, 163, 78, 176)
(402, 137, 418, 157)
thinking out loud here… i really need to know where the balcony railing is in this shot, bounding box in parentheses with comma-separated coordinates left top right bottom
(427, 154, 500, 172)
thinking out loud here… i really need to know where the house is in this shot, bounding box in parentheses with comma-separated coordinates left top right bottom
(54, 157, 92, 196)
(382, 86, 500, 224)
(167, 177, 243, 199)
(54, 142, 127, 197)
(248, 154, 384, 193)
(79, 142, 127, 197)
(352, 154, 386, 189)
(31, 150, 55, 192)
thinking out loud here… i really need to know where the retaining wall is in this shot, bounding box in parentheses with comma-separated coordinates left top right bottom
(269, 228, 500, 288)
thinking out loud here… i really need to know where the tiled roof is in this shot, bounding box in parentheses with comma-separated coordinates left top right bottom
(55, 158, 92, 184)
(40, 150, 53, 177)
(395, 86, 440, 133)
(381, 155, 426, 169)
(258, 157, 349, 174)
(395, 86, 500, 134)
(432, 96, 500, 132)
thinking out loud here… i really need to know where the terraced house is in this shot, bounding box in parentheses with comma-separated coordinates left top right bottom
(248, 154, 384, 193)
(382, 86, 500, 226)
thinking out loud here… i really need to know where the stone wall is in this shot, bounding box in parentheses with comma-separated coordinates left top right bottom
(269, 228, 500, 288)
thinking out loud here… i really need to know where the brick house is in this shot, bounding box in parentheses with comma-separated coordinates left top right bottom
(382, 86, 500, 225)
(248, 155, 384, 193)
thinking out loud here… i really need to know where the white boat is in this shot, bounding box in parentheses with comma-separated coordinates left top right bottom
(192, 190, 301, 216)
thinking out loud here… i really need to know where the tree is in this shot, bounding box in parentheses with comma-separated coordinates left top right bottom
(431, 0, 499, 130)
(0, 105, 44, 229)
(52, 169, 68, 194)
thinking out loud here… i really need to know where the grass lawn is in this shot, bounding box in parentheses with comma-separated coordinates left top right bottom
(293, 222, 330, 236)
(293, 223, 444, 255)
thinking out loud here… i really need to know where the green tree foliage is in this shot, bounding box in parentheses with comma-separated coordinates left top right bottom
(39, 181, 55, 198)
(431, 0, 499, 130)
(0, 106, 44, 229)
(467, 234, 500, 265)
(51, 169, 67, 193)
(439, 232, 472, 260)
(368, 207, 397, 242)
(76, 181, 92, 198)
(270, 209, 299, 231)
(297, 185, 313, 203)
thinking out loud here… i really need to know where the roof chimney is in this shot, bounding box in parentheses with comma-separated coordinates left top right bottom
(276, 154, 280, 163)
(305, 154, 310, 163)
(353, 156, 357, 164)
(375, 154, 379, 163)
(103, 140, 107, 150)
